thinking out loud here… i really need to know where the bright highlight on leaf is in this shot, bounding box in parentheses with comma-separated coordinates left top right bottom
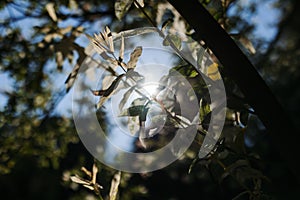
(45, 3, 57, 22)
(92, 26, 114, 54)
(70, 163, 103, 195)
(134, 0, 145, 8)
(206, 62, 221, 81)
(109, 171, 121, 200)
(88, 27, 146, 109)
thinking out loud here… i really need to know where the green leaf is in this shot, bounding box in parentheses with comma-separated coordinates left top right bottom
(131, 97, 148, 106)
(139, 106, 149, 122)
(119, 105, 145, 116)
(163, 34, 182, 50)
(169, 64, 199, 78)
(114, 0, 134, 20)
(188, 157, 199, 174)
(199, 99, 211, 123)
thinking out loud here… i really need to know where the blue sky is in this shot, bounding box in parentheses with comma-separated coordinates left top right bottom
(227, 0, 281, 42)
(0, 0, 284, 161)
(0, 0, 282, 112)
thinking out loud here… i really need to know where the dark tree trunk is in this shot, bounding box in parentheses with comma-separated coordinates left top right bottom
(167, 0, 300, 182)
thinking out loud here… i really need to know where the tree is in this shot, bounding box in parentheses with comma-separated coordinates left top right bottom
(0, 0, 299, 199)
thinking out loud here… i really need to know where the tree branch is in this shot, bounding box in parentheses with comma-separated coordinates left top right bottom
(167, 0, 300, 181)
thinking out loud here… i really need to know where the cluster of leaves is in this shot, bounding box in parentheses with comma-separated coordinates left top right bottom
(70, 5, 264, 198)
(2, 0, 298, 199)
(0, 1, 118, 199)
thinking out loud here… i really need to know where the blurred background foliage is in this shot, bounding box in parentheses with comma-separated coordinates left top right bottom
(0, 0, 299, 199)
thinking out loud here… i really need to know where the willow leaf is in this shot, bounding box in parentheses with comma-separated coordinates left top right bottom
(105, 26, 114, 53)
(45, 3, 57, 22)
(119, 34, 125, 62)
(91, 74, 125, 97)
(127, 46, 142, 69)
(133, 0, 144, 8)
(109, 171, 121, 200)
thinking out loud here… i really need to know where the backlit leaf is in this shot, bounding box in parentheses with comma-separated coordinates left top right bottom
(91, 74, 125, 97)
(70, 175, 90, 185)
(91, 163, 98, 185)
(105, 26, 114, 53)
(127, 46, 142, 69)
(199, 98, 211, 123)
(93, 74, 126, 109)
(112, 27, 157, 41)
(119, 87, 135, 111)
(119, 35, 125, 62)
(45, 3, 57, 22)
(126, 69, 145, 82)
(109, 171, 121, 200)
(90, 27, 115, 55)
(206, 62, 221, 81)
(231, 33, 256, 54)
(96, 96, 110, 109)
(81, 167, 92, 178)
(55, 51, 63, 70)
(239, 35, 256, 54)
(133, 0, 144, 8)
